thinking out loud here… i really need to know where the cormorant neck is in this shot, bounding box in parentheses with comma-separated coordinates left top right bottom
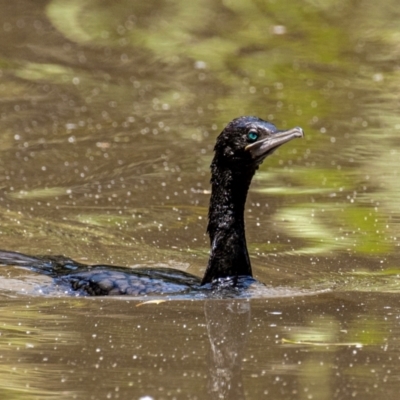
(201, 161, 255, 285)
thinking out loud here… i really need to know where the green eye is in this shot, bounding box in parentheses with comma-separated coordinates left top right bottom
(247, 130, 258, 142)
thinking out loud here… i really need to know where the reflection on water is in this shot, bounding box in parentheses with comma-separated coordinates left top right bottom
(205, 300, 251, 400)
(1, 0, 400, 398)
(0, 295, 398, 399)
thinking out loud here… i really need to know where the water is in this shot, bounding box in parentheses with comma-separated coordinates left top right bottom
(0, 0, 400, 398)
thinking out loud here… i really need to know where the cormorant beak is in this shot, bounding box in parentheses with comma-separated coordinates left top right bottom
(245, 126, 304, 162)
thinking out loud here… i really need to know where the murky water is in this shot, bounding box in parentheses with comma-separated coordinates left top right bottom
(0, 0, 400, 398)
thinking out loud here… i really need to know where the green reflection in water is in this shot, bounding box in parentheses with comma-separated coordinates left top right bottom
(9, 187, 68, 200)
(273, 204, 391, 255)
(14, 63, 72, 83)
(0, 300, 82, 399)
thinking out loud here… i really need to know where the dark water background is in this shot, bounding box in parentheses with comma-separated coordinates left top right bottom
(0, 0, 400, 398)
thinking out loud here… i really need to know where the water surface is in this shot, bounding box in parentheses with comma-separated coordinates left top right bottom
(0, 0, 400, 398)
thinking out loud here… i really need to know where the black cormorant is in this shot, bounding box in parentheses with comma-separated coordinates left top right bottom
(0, 116, 303, 296)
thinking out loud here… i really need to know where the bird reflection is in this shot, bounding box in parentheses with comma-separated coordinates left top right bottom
(204, 299, 251, 399)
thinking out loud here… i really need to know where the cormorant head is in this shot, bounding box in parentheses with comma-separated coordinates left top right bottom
(213, 116, 304, 170)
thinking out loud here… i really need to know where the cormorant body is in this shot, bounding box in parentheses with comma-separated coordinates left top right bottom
(0, 116, 303, 296)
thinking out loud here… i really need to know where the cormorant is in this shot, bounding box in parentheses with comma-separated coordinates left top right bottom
(0, 116, 303, 296)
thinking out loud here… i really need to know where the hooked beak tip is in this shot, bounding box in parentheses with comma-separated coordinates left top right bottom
(291, 127, 304, 138)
